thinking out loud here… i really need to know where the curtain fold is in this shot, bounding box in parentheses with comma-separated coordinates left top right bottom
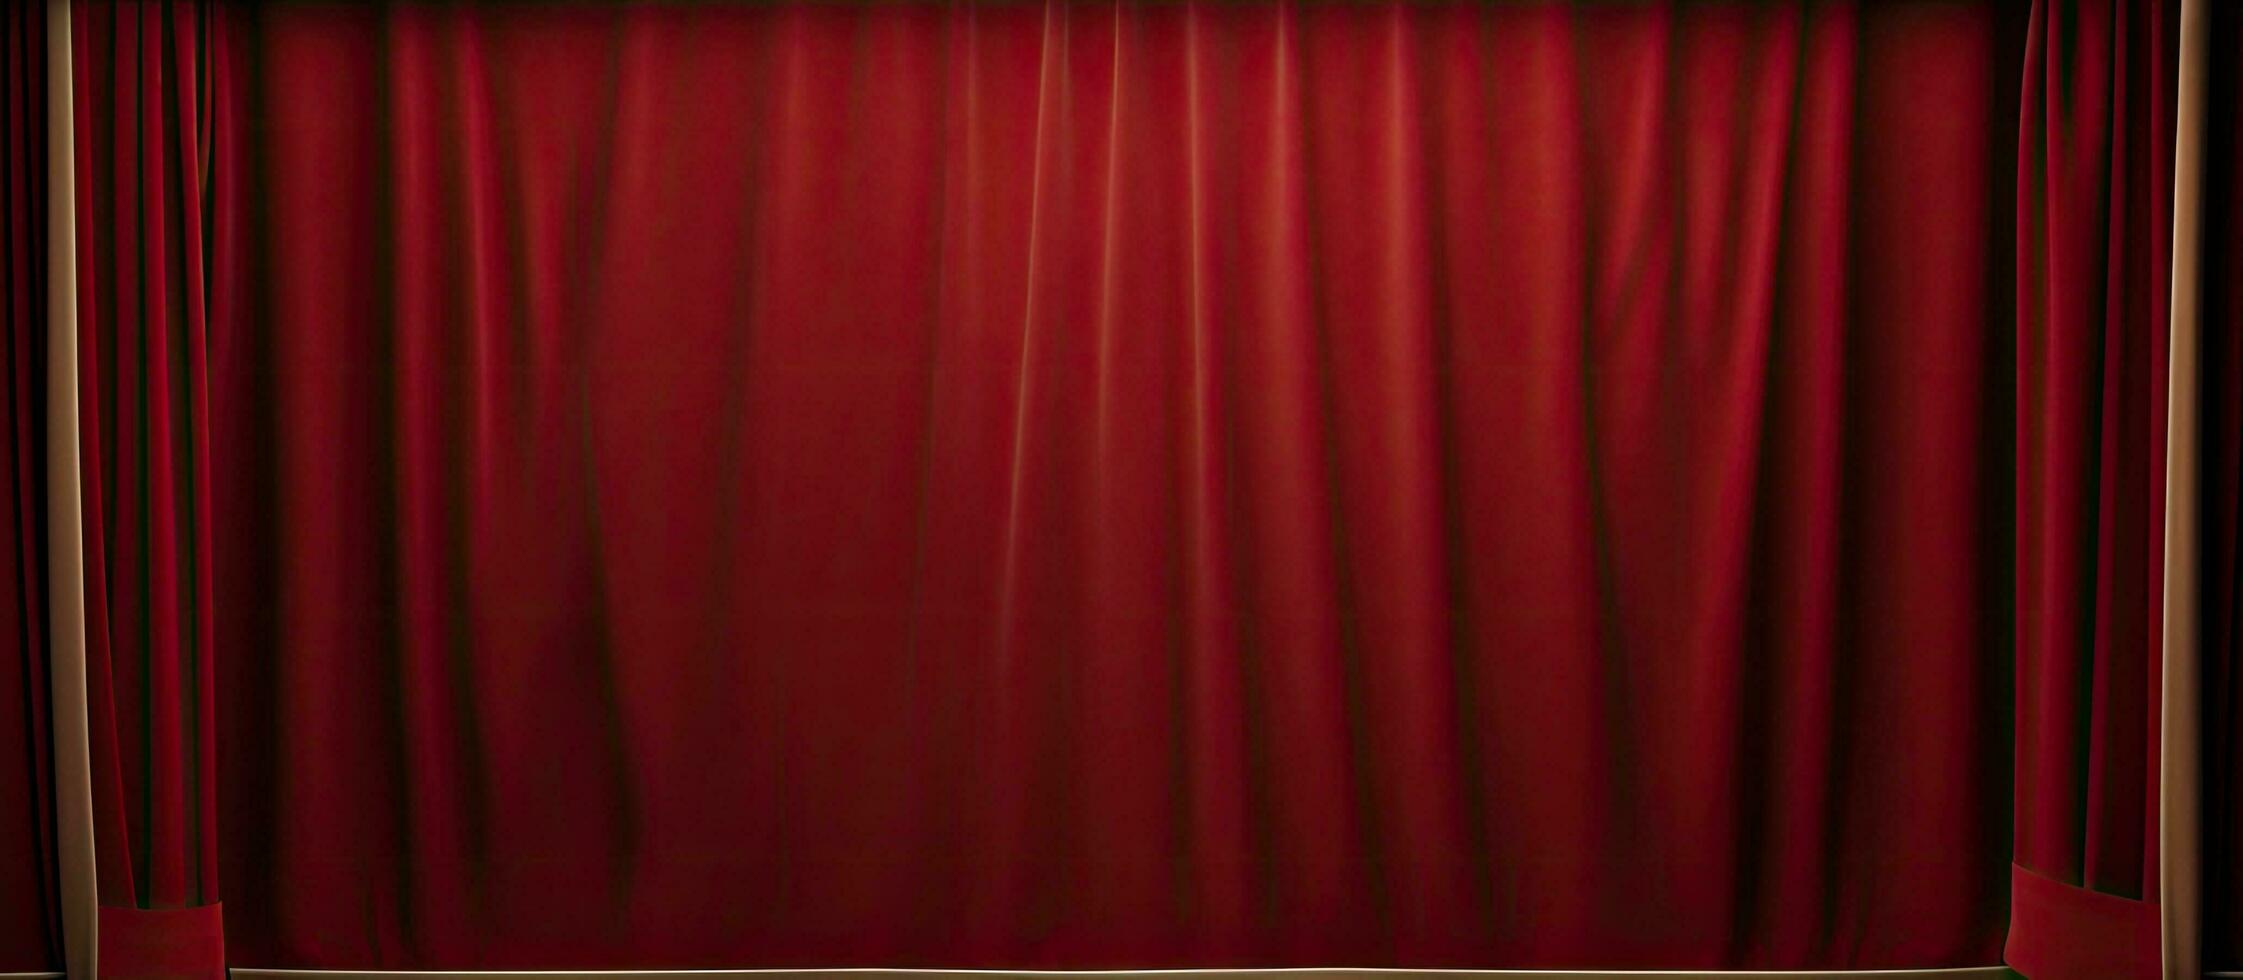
(0, 0, 61, 971)
(215, 2, 2021, 970)
(32, 0, 2240, 975)
(68, 1, 233, 977)
(2006, 1, 2178, 978)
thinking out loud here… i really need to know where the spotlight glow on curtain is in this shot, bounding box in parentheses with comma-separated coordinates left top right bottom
(210, 2, 2026, 970)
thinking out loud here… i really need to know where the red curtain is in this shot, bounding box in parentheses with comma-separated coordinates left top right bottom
(2203, 0, 2243, 970)
(68, 1, 234, 977)
(213, 1, 2021, 970)
(0, 1, 60, 971)
(2006, 1, 2178, 978)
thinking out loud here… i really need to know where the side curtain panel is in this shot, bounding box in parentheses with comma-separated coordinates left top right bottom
(0, 1, 62, 969)
(2008, 1, 2177, 977)
(69, 1, 237, 976)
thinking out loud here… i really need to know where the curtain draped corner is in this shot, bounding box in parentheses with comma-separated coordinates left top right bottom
(97, 903, 225, 980)
(2004, 863, 2162, 980)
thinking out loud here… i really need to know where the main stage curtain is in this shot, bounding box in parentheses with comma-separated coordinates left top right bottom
(2203, 0, 2243, 970)
(215, 2, 2023, 970)
(68, 1, 235, 976)
(2005, 1, 2178, 978)
(0, 1, 60, 972)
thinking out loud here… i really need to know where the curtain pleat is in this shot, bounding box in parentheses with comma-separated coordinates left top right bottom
(2006, 1, 2179, 978)
(214, 3, 2021, 970)
(34, 0, 2234, 975)
(0, 0, 61, 971)
(68, 1, 230, 977)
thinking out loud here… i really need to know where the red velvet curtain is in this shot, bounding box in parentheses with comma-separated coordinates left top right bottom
(69, 1, 234, 977)
(2203, 0, 2243, 969)
(0, 1, 61, 971)
(2005, 1, 2178, 978)
(213, 2, 2022, 970)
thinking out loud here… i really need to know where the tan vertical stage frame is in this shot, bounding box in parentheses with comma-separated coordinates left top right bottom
(2161, 0, 2208, 976)
(45, 0, 98, 976)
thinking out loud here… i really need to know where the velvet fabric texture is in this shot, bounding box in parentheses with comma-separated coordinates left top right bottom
(2006, 1, 2178, 977)
(0, 0, 61, 971)
(212, 1, 2026, 970)
(28, 0, 2234, 974)
(96, 904, 226, 980)
(68, 1, 236, 977)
